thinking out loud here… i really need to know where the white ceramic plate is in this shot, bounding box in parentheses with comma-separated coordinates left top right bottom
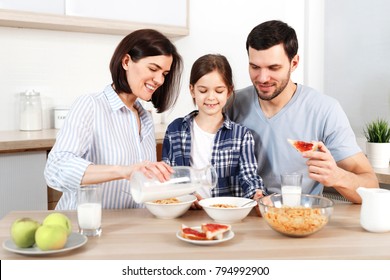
(2, 232, 88, 255)
(176, 226, 234, 246)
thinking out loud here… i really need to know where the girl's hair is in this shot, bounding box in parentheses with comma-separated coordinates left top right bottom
(110, 29, 182, 112)
(189, 54, 235, 109)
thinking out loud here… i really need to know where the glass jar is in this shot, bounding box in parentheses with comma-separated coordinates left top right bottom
(130, 166, 218, 203)
(19, 90, 43, 131)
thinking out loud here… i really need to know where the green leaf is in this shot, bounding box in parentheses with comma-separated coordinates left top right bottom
(363, 118, 390, 143)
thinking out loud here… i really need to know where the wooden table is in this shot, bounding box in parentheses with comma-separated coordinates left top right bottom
(1, 203, 390, 260)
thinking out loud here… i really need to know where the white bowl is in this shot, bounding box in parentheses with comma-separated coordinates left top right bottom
(198, 197, 257, 223)
(144, 194, 197, 219)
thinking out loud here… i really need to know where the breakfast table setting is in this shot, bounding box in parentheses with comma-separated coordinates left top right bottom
(1, 199, 390, 260)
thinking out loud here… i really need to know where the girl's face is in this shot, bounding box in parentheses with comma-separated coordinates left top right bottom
(122, 54, 173, 100)
(190, 70, 232, 116)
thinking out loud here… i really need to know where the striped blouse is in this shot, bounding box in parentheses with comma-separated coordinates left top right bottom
(44, 85, 156, 210)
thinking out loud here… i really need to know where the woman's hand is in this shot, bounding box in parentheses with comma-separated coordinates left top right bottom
(126, 161, 174, 182)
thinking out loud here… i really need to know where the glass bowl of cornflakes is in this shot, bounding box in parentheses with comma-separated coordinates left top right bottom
(258, 194, 334, 237)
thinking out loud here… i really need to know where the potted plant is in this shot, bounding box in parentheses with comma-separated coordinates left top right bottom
(363, 118, 390, 168)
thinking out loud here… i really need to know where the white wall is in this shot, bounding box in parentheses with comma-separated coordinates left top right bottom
(0, 0, 313, 131)
(0, 29, 119, 130)
(324, 0, 390, 137)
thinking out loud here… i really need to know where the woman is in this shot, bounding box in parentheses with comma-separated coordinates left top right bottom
(162, 54, 265, 208)
(45, 29, 183, 210)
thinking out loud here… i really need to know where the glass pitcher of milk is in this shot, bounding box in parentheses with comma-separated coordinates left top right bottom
(130, 165, 218, 203)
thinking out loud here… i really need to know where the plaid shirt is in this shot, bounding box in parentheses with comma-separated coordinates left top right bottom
(162, 111, 264, 198)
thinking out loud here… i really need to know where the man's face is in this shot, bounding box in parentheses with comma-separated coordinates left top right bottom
(248, 44, 298, 101)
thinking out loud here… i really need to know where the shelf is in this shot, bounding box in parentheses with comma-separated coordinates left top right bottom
(0, 9, 189, 37)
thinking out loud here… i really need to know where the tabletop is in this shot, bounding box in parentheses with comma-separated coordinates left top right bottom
(1, 203, 390, 260)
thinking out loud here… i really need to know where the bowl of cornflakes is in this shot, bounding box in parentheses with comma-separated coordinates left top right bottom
(144, 194, 197, 219)
(258, 194, 334, 237)
(199, 197, 257, 223)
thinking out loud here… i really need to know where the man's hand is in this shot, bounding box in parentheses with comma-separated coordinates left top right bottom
(302, 142, 379, 203)
(302, 142, 344, 187)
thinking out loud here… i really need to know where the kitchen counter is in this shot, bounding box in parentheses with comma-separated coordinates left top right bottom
(1, 203, 389, 260)
(0, 129, 58, 153)
(0, 124, 167, 153)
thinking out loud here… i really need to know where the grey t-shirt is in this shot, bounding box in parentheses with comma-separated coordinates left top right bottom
(226, 84, 361, 195)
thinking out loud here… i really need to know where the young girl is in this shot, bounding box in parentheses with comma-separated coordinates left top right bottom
(162, 54, 265, 206)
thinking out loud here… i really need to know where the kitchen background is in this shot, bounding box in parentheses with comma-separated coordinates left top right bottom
(1, 0, 389, 141)
(1, 0, 390, 218)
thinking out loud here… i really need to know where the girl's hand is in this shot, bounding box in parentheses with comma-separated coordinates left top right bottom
(190, 193, 203, 210)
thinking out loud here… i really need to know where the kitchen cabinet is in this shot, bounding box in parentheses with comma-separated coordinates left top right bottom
(0, 0, 189, 37)
(0, 151, 48, 219)
(0, 129, 57, 218)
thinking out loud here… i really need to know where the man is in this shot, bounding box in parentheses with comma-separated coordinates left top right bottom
(227, 20, 378, 203)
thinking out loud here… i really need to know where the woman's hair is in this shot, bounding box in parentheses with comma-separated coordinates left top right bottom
(246, 20, 298, 61)
(110, 29, 182, 113)
(189, 54, 235, 109)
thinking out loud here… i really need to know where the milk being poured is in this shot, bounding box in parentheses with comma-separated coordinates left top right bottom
(130, 166, 217, 203)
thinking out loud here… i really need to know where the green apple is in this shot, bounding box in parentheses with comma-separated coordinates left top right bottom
(42, 213, 72, 236)
(35, 225, 68, 251)
(11, 217, 40, 248)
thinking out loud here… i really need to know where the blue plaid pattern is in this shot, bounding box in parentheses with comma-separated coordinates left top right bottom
(162, 111, 264, 198)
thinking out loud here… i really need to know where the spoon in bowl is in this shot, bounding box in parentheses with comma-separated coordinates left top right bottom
(240, 200, 257, 207)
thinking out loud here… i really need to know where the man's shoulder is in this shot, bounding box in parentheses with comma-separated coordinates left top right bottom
(299, 84, 334, 99)
(298, 84, 339, 106)
(236, 85, 256, 97)
(233, 85, 257, 106)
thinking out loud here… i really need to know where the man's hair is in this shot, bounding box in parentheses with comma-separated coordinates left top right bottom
(246, 20, 298, 61)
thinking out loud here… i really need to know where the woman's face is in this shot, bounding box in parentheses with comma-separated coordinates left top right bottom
(122, 54, 173, 100)
(190, 70, 232, 117)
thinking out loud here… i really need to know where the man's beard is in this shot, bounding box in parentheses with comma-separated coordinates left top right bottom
(255, 72, 290, 101)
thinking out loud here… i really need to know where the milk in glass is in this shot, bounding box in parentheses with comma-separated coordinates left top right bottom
(77, 186, 103, 236)
(280, 173, 303, 207)
(77, 203, 102, 229)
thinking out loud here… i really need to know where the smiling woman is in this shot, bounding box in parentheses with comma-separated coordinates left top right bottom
(44, 29, 183, 210)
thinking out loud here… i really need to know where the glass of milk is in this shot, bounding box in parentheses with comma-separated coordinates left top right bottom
(77, 186, 103, 237)
(280, 173, 303, 207)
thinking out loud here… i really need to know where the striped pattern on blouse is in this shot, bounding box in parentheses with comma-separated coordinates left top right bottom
(44, 85, 156, 210)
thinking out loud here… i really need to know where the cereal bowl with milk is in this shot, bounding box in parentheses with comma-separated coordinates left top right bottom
(144, 194, 197, 219)
(199, 197, 257, 223)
